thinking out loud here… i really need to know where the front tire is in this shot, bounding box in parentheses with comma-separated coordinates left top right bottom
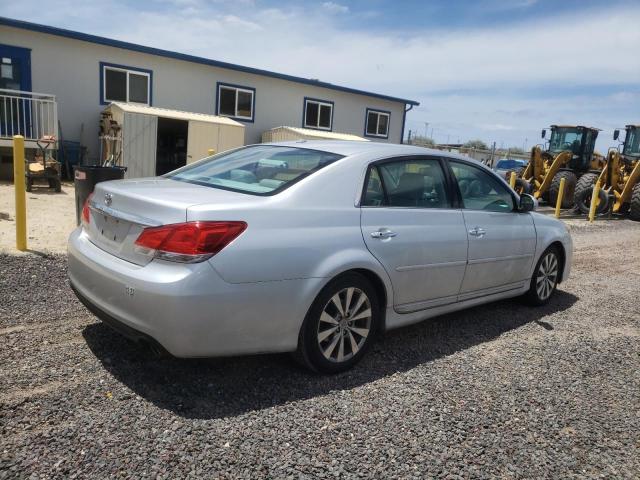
(295, 273, 380, 373)
(629, 183, 640, 221)
(523, 246, 561, 306)
(574, 173, 608, 215)
(548, 171, 577, 209)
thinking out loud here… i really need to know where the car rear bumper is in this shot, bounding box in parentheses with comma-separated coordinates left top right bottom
(68, 227, 323, 357)
(71, 282, 169, 354)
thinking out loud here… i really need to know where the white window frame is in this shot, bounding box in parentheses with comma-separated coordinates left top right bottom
(103, 66, 151, 105)
(304, 99, 333, 131)
(365, 109, 390, 138)
(217, 85, 255, 121)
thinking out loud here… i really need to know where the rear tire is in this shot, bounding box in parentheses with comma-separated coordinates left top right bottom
(548, 171, 577, 209)
(630, 182, 640, 221)
(574, 173, 608, 215)
(523, 246, 561, 306)
(295, 273, 380, 374)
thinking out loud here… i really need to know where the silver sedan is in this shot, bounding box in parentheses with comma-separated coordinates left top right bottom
(68, 141, 572, 373)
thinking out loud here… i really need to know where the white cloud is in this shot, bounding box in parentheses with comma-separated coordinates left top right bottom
(322, 2, 350, 14)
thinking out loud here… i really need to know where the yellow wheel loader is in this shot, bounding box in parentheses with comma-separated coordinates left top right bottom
(574, 125, 640, 219)
(516, 125, 604, 209)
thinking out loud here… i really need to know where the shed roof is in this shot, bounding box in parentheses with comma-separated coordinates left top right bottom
(268, 126, 369, 141)
(105, 102, 244, 127)
(0, 16, 420, 107)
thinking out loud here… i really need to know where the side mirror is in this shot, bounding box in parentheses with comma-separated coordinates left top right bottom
(541, 129, 546, 139)
(613, 129, 620, 141)
(519, 194, 536, 212)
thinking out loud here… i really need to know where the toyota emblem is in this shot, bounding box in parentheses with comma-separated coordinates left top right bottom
(104, 193, 113, 206)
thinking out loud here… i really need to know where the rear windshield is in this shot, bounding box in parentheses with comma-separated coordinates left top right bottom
(496, 159, 525, 169)
(165, 145, 344, 195)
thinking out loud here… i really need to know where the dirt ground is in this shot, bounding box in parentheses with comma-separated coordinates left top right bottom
(0, 181, 77, 254)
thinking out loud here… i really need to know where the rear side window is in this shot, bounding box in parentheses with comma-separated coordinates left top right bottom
(362, 158, 450, 208)
(450, 161, 514, 212)
(166, 145, 343, 195)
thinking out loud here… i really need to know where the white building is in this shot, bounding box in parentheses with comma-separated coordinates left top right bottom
(0, 16, 418, 177)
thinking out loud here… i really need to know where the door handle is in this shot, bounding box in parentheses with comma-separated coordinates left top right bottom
(468, 227, 486, 238)
(371, 228, 397, 239)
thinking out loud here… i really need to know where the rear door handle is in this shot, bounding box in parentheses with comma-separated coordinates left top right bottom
(371, 228, 397, 239)
(468, 227, 486, 238)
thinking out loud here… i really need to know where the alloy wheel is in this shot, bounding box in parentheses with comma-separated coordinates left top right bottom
(536, 252, 558, 301)
(317, 287, 372, 363)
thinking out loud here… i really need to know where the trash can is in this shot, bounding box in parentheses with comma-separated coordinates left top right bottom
(74, 165, 127, 225)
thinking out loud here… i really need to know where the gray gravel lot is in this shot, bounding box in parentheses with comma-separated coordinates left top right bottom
(1, 219, 639, 479)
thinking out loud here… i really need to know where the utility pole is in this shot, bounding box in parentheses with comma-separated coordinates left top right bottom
(490, 141, 496, 167)
(523, 138, 528, 152)
(424, 122, 429, 139)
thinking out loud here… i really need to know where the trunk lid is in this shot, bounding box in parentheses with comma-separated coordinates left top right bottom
(86, 177, 245, 265)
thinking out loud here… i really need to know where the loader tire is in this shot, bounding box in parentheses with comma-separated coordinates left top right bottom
(548, 171, 577, 209)
(515, 178, 533, 195)
(574, 173, 600, 214)
(630, 182, 640, 221)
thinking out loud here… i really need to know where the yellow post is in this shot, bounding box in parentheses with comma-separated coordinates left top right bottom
(588, 179, 601, 223)
(13, 135, 27, 251)
(509, 171, 517, 189)
(207, 148, 216, 156)
(554, 177, 565, 219)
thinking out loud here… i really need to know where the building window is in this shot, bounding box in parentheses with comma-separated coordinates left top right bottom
(303, 98, 333, 130)
(216, 83, 255, 122)
(365, 109, 390, 138)
(100, 62, 151, 105)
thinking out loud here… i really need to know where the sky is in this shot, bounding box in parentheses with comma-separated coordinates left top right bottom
(4, 0, 639, 151)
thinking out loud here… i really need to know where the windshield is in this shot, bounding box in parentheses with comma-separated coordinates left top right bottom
(623, 128, 640, 156)
(549, 128, 583, 154)
(495, 159, 525, 169)
(165, 145, 344, 195)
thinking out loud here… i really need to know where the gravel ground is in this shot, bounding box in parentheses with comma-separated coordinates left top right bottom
(1, 220, 639, 479)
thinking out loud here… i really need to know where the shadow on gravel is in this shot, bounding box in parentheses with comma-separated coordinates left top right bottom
(82, 290, 578, 420)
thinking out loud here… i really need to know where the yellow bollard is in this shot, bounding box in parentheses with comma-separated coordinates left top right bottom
(554, 177, 566, 219)
(13, 135, 27, 251)
(509, 171, 516, 189)
(207, 148, 216, 156)
(588, 179, 601, 223)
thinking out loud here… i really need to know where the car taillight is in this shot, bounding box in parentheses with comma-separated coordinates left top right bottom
(134, 221, 247, 263)
(81, 193, 93, 227)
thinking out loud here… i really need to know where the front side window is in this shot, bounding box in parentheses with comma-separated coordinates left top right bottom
(101, 63, 151, 105)
(166, 145, 343, 195)
(217, 84, 255, 121)
(450, 161, 514, 212)
(623, 128, 640, 157)
(304, 99, 333, 130)
(365, 109, 390, 138)
(549, 127, 583, 154)
(362, 158, 449, 208)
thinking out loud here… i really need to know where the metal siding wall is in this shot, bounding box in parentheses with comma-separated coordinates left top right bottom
(187, 121, 218, 163)
(122, 113, 157, 178)
(217, 125, 244, 152)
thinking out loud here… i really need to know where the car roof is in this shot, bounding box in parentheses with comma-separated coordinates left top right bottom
(258, 140, 474, 162)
